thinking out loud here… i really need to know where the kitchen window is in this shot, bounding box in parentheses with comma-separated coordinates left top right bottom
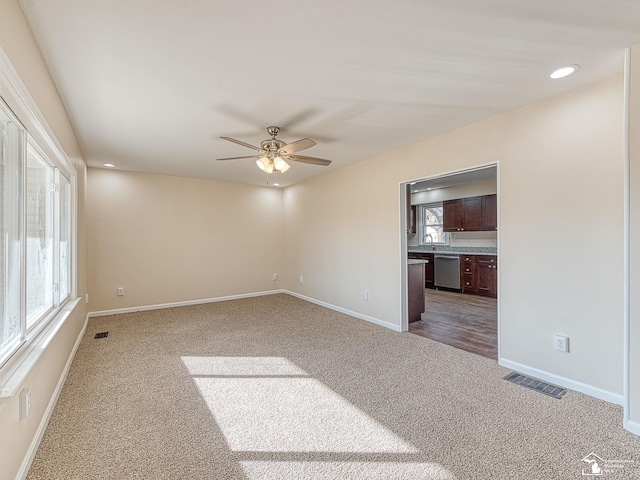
(421, 203, 448, 245)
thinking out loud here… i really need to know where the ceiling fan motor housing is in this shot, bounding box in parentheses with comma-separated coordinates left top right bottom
(260, 138, 286, 156)
(266, 126, 280, 137)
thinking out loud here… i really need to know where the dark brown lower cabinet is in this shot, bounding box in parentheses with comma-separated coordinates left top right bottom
(460, 255, 476, 293)
(408, 252, 435, 289)
(408, 262, 425, 322)
(424, 256, 434, 289)
(460, 254, 497, 298)
(476, 257, 498, 297)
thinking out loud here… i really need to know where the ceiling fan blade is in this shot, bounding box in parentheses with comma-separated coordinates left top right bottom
(289, 155, 332, 166)
(279, 138, 316, 155)
(217, 155, 259, 161)
(221, 136, 262, 151)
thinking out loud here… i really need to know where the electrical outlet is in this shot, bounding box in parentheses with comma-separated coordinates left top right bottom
(273, 273, 278, 281)
(362, 289, 369, 301)
(117, 287, 124, 296)
(555, 335, 569, 353)
(85, 293, 90, 304)
(299, 275, 304, 284)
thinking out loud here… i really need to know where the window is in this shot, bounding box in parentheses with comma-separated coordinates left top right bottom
(421, 203, 448, 245)
(26, 143, 54, 328)
(59, 174, 71, 300)
(0, 93, 76, 368)
(0, 101, 24, 363)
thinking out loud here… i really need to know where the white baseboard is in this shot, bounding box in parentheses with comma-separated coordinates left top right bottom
(17, 313, 89, 480)
(624, 419, 640, 436)
(88, 290, 285, 317)
(284, 290, 402, 332)
(499, 358, 624, 406)
(88, 289, 401, 332)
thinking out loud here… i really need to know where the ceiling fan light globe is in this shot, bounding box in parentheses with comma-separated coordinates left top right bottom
(274, 156, 286, 170)
(277, 161, 291, 173)
(265, 163, 274, 174)
(257, 156, 270, 171)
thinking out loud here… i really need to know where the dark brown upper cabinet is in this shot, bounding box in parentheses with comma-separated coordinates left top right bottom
(443, 199, 463, 231)
(444, 194, 496, 232)
(406, 185, 416, 234)
(482, 194, 497, 231)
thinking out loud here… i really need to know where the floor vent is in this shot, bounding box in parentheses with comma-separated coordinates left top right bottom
(503, 371, 567, 399)
(94, 332, 109, 339)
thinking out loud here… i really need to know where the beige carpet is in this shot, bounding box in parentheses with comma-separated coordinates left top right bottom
(27, 294, 639, 479)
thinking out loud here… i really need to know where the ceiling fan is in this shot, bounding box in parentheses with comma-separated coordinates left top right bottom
(217, 126, 332, 174)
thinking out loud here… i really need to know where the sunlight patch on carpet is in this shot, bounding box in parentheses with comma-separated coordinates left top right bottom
(181, 356, 307, 376)
(240, 461, 455, 479)
(182, 356, 418, 454)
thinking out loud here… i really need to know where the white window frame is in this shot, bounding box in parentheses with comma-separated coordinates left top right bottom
(57, 171, 72, 303)
(420, 202, 449, 245)
(0, 48, 78, 404)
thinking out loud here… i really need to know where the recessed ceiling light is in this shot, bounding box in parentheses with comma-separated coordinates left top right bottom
(549, 65, 580, 79)
(103, 163, 116, 167)
(273, 183, 280, 187)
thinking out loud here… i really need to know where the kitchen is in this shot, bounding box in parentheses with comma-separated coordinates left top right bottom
(407, 165, 498, 359)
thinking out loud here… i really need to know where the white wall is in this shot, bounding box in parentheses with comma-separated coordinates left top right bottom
(282, 165, 404, 329)
(87, 169, 284, 312)
(283, 75, 624, 400)
(0, 1, 88, 479)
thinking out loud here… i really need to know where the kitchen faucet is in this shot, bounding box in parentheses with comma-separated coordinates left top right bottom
(425, 234, 434, 250)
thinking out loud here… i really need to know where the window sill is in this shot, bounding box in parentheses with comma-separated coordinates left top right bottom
(0, 297, 81, 410)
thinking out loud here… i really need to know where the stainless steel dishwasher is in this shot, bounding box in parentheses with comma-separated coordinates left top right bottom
(434, 255, 461, 290)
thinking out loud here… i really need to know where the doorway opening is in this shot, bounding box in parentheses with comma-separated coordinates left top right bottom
(403, 164, 499, 360)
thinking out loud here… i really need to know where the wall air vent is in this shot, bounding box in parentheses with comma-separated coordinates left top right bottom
(94, 332, 109, 339)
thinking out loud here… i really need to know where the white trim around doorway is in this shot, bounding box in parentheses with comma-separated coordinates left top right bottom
(399, 162, 500, 360)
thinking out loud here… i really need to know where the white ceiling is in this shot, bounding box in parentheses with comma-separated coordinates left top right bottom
(19, 0, 640, 187)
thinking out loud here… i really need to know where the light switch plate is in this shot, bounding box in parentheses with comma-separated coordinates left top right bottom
(19, 388, 30, 421)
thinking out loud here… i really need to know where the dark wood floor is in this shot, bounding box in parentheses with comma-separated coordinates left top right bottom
(409, 289, 498, 359)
